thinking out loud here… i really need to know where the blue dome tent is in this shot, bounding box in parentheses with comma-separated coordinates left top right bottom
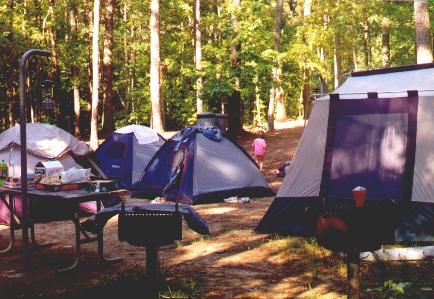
(135, 125, 274, 204)
(95, 125, 165, 189)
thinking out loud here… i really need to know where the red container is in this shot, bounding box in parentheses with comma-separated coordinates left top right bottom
(352, 187, 368, 208)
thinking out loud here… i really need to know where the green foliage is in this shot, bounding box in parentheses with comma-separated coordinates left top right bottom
(0, 0, 430, 132)
(367, 280, 413, 296)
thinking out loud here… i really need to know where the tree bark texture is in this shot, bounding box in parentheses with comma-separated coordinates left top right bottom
(194, 0, 203, 114)
(363, 20, 370, 68)
(150, 0, 163, 131)
(48, 0, 63, 128)
(303, 0, 311, 17)
(254, 77, 261, 126)
(352, 46, 359, 71)
(228, 0, 242, 136)
(414, 0, 433, 64)
(102, 0, 115, 136)
(273, 0, 287, 122)
(300, 0, 312, 120)
(382, 17, 391, 67)
(319, 47, 327, 93)
(90, 0, 100, 150)
(267, 88, 275, 132)
(70, 1, 81, 137)
(334, 34, 342, 89)
(83, 0, 93, 121)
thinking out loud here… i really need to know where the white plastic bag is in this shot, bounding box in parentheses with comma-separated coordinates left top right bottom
(60, 168, 91, 184)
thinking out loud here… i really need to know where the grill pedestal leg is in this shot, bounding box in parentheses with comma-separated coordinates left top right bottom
(347, 248, 361, 299)
(146, 245, 159, 298)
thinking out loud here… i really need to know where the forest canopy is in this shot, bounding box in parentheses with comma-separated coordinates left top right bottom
(0, 0, 432, 137)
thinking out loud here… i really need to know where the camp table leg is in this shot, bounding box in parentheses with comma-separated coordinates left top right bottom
(29, 224, 53, 249)
(58, 212, 82, 272)
(95, 198, 122, 264)
(346, 248, 361, 299)
(0, 194, 15, 253)
(97, 228, 122, 264)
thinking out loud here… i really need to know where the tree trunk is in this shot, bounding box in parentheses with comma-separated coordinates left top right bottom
(7, 0, 15, 127)
(275, 87, 285, 121)
(414, 0, 433, 64)
(48, 0, 63, 127)
(73, 86, 81, 137)
(129, 25, 136, 118)
(352, 46, 359, 71)
(300, 0, 312, 120)
(90, 0, 100, 150)
(102, 0, 115, 136)
(302, 69, 310, 121)
(303, 0, 311, 17)
(194, 0, 203, 114)
(319, 47, 327, 93)
(274, 0, 287, 122)
(150, 0, 164, 131)
(334, 34, 342, 89)
(254, 76, 261, 126)
(70, 1, 81, 137)
(267, 88, 275, 131)
(363, 20, 370, 68)
(83, 0, 93, 127)
(228, 0, 242, 136)
(382, 17, 391, 67)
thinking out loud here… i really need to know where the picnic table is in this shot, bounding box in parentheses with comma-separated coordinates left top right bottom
(0, 186, 130, 272)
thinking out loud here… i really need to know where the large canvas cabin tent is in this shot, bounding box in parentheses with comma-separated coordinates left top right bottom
(95, 125, 165, 189)
(136, 125, 274, 204)
(256, 63, 434, 243)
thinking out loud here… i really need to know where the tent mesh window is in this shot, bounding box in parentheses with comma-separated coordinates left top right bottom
(107, 142, 126, 158)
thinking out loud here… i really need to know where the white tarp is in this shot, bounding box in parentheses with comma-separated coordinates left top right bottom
(115, 124, 160, 145)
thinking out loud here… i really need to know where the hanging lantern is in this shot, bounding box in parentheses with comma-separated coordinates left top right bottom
(41, 79, 54, 112)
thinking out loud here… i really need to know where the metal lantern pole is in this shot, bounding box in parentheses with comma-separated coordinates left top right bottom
(19, 49, 51, 270)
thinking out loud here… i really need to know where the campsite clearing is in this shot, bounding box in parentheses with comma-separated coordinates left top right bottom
(0, 120, 432, 298)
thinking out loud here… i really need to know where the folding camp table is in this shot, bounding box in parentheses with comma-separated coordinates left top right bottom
(0, 187, 130, 272)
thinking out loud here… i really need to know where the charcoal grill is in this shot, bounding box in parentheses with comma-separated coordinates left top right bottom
(117, 151, 185, 298)
(118, 202, 182, 246)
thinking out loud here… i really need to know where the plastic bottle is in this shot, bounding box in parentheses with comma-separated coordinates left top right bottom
(4, 161, 8, 179)
(0, 160, 6, 179)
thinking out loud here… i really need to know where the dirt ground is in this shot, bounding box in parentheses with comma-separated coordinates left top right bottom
(0, 120, 432, 298)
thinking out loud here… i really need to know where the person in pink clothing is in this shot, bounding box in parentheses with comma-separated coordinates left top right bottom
(251, 131, 267, 171)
